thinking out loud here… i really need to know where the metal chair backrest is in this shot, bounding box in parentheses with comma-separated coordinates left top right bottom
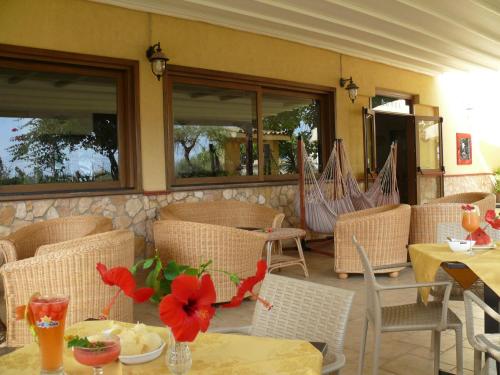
(250, 273, 354, 358)
(353, 236, 383, 326)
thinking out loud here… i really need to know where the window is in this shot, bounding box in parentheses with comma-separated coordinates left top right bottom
(0, 45, 140, 198)
(372, 94, 412, 114)
(166, 67, 334, 187)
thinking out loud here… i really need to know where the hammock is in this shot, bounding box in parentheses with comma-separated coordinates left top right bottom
(365, 142, 400, 207)
(296, 140, 354, 234)
(296, 139, 399, 234)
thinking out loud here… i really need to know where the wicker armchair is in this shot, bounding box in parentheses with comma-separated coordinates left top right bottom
(409, 192, 496, 244)
(159, 200, 285, 229)
(334, 204, 411, 279)
(0, 215, 113, 265)
(154, 220, 266, 303)
(0, 230, 134, 347)
(211, 273, 354, 375)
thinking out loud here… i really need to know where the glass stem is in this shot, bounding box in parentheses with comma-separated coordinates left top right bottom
(93, 367, 104, 375)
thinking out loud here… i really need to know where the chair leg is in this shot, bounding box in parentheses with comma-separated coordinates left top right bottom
(294, 237, 309, 278)
(486, 356, 496, 375)
(455, 327, 463, 375)
(358, 317, 368, 375)
(474, 349, 482, 375)
(372, 327, 381, 375)
(432, 330, 441, 375)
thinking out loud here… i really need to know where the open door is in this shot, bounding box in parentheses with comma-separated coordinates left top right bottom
(362, 107, 376, 191)
(414, 116, 444, 204)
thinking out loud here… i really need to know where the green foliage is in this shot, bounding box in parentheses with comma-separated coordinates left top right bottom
(494, 168, 500, 193)
(66, 335, 105, 349)
(133, 252, 238, 304)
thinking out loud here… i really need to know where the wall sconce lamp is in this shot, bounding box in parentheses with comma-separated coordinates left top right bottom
(146, 42, 169, 80)
(339, 76, 359, 103)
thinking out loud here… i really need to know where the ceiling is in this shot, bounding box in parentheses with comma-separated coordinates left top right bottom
(92, 0, 500, 76)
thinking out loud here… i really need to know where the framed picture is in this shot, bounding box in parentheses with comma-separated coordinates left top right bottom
(456, 133, 472, 165)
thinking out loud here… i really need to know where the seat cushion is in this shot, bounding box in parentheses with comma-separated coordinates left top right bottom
(381, 302, 462, 331)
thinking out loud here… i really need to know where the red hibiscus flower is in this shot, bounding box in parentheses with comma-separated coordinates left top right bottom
(159, 274, 216, 342)
(97, 263, 154, 318)
(222, 260, 271, 310)
(485, 210, 500, 230)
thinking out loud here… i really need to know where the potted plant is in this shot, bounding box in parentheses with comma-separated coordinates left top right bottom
(495, 168, 500, 203)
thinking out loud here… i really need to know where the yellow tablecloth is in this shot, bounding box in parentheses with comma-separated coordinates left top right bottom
(0, 320, 323, 375)
(409, 242, 500, 303)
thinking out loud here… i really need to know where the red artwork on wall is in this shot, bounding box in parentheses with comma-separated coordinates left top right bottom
(456, 133, 472, 165)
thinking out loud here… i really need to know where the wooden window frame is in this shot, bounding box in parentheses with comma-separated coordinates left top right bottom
(164, 65, 335, 188)
(0, 44, 141, 201)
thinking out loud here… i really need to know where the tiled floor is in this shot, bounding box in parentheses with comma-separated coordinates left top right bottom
(1, 250, 486, 374)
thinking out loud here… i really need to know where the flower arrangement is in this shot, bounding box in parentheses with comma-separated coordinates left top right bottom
(132, 253, 270, 342)
(466, 208, 500, 245)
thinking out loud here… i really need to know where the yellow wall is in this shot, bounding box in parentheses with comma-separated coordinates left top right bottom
(1, 0, 445, 190)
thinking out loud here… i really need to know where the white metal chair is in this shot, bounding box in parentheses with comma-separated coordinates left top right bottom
(353, 236, 463, 375)
(212, 273, 355, 374)
(464, 290, 500, 375)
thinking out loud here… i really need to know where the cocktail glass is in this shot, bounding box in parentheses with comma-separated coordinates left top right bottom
(73, 334, 121, 375)
(28, 295, 70, 375)
(461, 205, 480, 255)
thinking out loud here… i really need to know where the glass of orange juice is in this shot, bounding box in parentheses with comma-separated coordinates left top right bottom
(461, 205, 480, 255)
(29, 295, 69, 374)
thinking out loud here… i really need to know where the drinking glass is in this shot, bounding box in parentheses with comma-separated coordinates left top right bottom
(461, 205, 480, 255)
(73, 334, 121, 375)
(28, 295, 70, 375)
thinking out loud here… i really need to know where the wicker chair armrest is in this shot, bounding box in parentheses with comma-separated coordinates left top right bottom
(372, 262, 412, 270)
(465, 291, 500, 324)
(272, 213, 285, 229)
(0, 240, 17, 264)
(321, 353, 346, 375)
(209, 326, 252, 335)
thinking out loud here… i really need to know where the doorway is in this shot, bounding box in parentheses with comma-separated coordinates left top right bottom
(374, 112, 416, 204)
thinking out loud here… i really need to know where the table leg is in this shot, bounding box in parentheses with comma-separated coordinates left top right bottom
(484, 284, 500, 375)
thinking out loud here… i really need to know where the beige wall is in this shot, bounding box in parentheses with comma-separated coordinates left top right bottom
(1, 0, 444, 191)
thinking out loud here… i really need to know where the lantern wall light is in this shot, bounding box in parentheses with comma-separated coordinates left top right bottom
(146, 42, 169, 80)
(339, 76, 359, 103)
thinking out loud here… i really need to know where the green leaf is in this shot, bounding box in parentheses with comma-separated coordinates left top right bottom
(164, 261, 180, 281)
(150, 294, 162, 304)
(143, 258, 154, 270)
(131, 259, 144, 275)
(229, 273, 240, 285)
(159, 278, 172, 296)
(145, 269, 157, 288)
(184, 268, 198, 276)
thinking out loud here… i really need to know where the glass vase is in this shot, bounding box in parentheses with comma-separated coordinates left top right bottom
(166, 332, 192, 375)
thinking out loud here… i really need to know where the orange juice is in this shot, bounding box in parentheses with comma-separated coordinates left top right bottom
(29, 296, 69, 374)
(462, 211, 480, 234)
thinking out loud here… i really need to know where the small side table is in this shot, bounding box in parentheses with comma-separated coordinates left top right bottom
(254, 228, 309, 277)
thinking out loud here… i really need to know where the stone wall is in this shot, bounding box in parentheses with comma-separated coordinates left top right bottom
(0, 185, 299, 256)
(444, 174, 494, 196)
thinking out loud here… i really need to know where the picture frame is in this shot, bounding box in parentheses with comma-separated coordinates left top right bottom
(456, 133, 472, 165)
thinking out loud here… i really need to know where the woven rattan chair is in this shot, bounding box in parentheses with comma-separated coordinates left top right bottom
(154, 220, 266, 303)
(409, 192, 496, 244)
(334, 204, 411, 279)
(0, 215, 113, 265)
(212, 273, 354, 374)
(353, 236, 463, 375)
(159, 200, 285, 229)
(0, 230, 134, 347)
(464, 290, 500, 375)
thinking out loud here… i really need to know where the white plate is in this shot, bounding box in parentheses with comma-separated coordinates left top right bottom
(119, 340, 166, 365)
(473, 243, 497, 250)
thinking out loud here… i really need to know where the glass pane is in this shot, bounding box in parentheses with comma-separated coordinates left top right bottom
(418, 175, 442, 204)
(0, 67, 118, 186)
(262, 94, 320, 175)
(372, 95, 411, 114)
(417, 119, 441, 169)
(172, 83, 257, 179)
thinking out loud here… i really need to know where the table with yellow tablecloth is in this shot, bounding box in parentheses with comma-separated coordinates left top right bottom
(0, 320, 323, 375)
(409, 242, 500, 303)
